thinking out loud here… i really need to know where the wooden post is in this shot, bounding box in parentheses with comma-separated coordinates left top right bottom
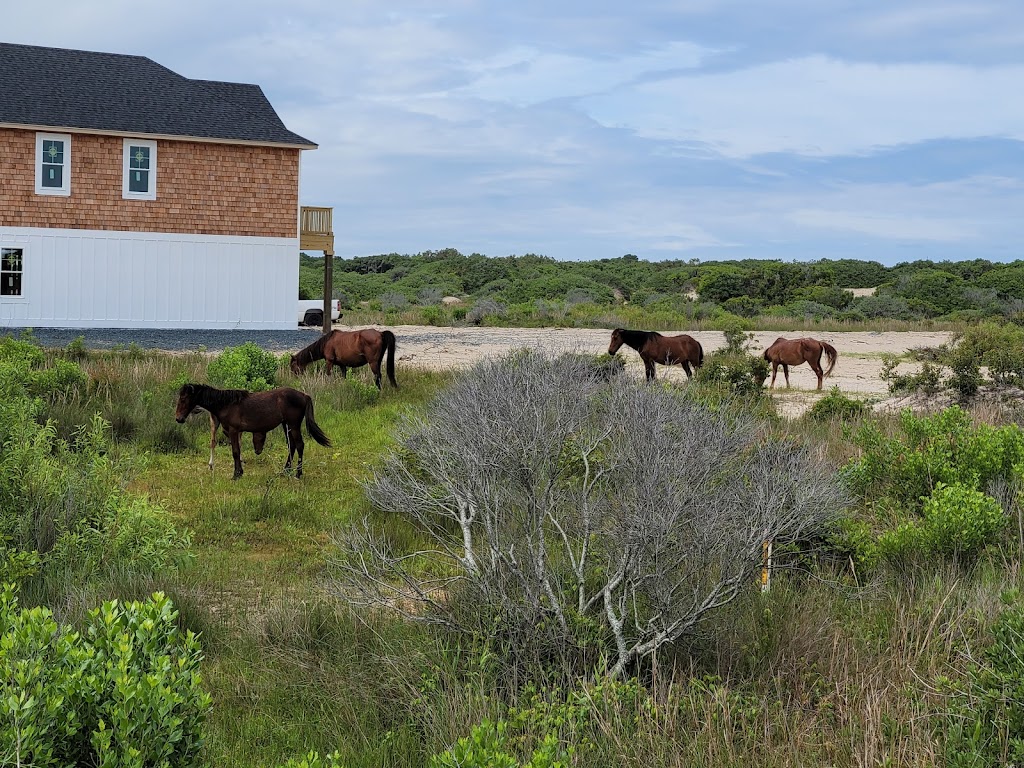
(761, 539, 773, 593)
(322, 249, 333, 334)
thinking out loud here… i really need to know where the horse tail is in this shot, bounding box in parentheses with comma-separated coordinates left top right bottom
(382, 330, 398, 387)
(820, 341, 838, 378)
(696, 339, 704, 368)
(303, 396, 332, 447)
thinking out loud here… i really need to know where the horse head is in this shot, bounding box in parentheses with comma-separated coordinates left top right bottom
(608, 328, 626, 355)
(174, 383, 199, 423)
(289, 354, 306, 375)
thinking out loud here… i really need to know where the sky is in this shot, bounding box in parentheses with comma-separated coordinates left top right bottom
(6, 1, 1024, 264)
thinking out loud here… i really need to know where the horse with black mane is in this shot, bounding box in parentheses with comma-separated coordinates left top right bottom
(608, 328, 704, 381)
(174, 383, 331, 479)
(290, 329, 397, 389)
(762, 337, 838, 390)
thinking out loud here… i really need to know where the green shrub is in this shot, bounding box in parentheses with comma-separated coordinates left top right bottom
(695, 351, 769, 395)
(879, 354, 943, 395)
(207, 342, 279, 390)
(844, 407, 1024, 512)
(877, 483, 1005, 562)
(1, 586, 211, 768)
(807, 387, 867, 421)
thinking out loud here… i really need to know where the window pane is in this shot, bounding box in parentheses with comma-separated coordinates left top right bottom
(129, 169, 150, 193)
(130, 146, 150, 170)
(1, 249, 22, 272)
(42, 164, 63, 188)
(1, 273, 21, 296)
(43, 140, 64, 164)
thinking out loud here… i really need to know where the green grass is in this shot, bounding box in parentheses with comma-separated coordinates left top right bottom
(17, 345, 1024, 767)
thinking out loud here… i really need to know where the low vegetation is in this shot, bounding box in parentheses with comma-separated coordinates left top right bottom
(300, 249, 1024, 331)
(7, 329, 1024, 766)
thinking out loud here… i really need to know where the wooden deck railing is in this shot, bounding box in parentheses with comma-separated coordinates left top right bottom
(300, 206, 334, 253)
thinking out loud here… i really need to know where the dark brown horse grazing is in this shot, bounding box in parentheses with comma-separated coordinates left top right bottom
(608, 328, 704, 381)
(175, 384, 331, 479)
(762, 337, 838, 390)
(290, 329, 397, 389)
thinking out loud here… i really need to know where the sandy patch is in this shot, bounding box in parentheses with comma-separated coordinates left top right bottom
(336, 323, 952, 415)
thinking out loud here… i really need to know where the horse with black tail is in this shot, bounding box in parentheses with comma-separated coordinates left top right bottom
(175, 383, 331, 479)
(290, 329, 398, 389)
(608, 328, 704, 381)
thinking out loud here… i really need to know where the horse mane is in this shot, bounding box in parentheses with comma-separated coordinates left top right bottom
(293, 331, 334, 365)
(186, 383, 251, 410)
(616, 328, 661, 350)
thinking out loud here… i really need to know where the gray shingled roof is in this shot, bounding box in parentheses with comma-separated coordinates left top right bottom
(0, 42, 316, 148)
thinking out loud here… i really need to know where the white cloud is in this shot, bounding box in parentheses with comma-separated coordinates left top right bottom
(583, 56, 1024, 157)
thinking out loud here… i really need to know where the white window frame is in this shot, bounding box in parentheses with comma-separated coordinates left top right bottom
(35, 132, 71, 196)
(122, 138, 158, 200)
(0, 246, 27, 301)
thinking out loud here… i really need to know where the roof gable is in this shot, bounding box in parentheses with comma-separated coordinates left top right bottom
(0, 42, 316, 148)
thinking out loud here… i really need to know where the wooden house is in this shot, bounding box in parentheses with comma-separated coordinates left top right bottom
(0, 42, 327, 329)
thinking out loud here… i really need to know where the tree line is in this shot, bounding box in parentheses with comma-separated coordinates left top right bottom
(299, 249, 1024, 324)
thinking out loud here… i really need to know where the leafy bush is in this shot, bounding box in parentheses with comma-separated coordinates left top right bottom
(844, 407, 1024, 513)
(879, 354, 943, 395)
(0, 335, 87, 399)
(380, 291, 410, 311)
(806, 387, 867, 421)
(1, 586, 211, 768)
(207, 342, 278, 390)
(877, 483, 1005, 563)
(467, 298, 506, 325)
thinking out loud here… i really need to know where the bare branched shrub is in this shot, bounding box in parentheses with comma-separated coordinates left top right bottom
(334, 351, 847, 677)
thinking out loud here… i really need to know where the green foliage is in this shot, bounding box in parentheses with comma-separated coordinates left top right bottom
(806, 387, 867, 421)
(1, 352, 191, 581)
(274, 751, 347, 768)
(845, 407, 1024, 512)
(0, 334, 87, 399)
(1, 586, 211, 768)
(944, 597, 1024, 766)
(877, 483, 1005, 562)
(207, 342, 279, 391)
(880, 354, 943, 394)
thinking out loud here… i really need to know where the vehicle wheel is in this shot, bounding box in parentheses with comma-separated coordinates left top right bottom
(302, 309, 323, 327)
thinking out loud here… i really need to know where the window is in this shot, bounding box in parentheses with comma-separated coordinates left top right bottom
(1, 248, 23, 297)
(123, 139, 157, 200)
(35, 132, 71, 196)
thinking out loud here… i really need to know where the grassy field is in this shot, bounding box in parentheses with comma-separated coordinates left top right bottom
(13, 341, 1024, 767)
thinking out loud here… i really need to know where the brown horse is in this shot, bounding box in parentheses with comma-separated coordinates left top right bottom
(608, 328, 704, 381)
(175, 383, 331, 479)
(762, 337, 838, 390)
(290, 329, 397, 389)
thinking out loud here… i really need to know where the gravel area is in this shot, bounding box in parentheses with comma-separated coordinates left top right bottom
(0, 327, 326, 353)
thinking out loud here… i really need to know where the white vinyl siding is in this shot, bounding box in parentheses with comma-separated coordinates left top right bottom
(35, 132, 71, 196)
(0, 227, 298, 329)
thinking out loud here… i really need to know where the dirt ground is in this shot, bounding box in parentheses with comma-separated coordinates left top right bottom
(339, 324, 953, 417)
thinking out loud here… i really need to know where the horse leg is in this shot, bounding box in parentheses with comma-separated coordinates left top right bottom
(370, 360, 383, 390)
(644, 360, 656, 382)
(208, 415, 219, 471)
(325, 360, 333, 376)
(770, 362, 778, 389)
(783, 363, 791, 388)
(228, 429, 243, 480)
(682, 361, 693, 379)
(252, 432, 267, 455)
(288, 425, 305, 478)
(810, 359, 824, 390)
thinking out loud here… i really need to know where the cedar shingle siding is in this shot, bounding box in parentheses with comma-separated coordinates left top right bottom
(0, 43, 313, 239)
(0, 128, 300, 237)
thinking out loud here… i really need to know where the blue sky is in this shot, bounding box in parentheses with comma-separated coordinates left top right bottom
(7, 1, 1024, 263)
